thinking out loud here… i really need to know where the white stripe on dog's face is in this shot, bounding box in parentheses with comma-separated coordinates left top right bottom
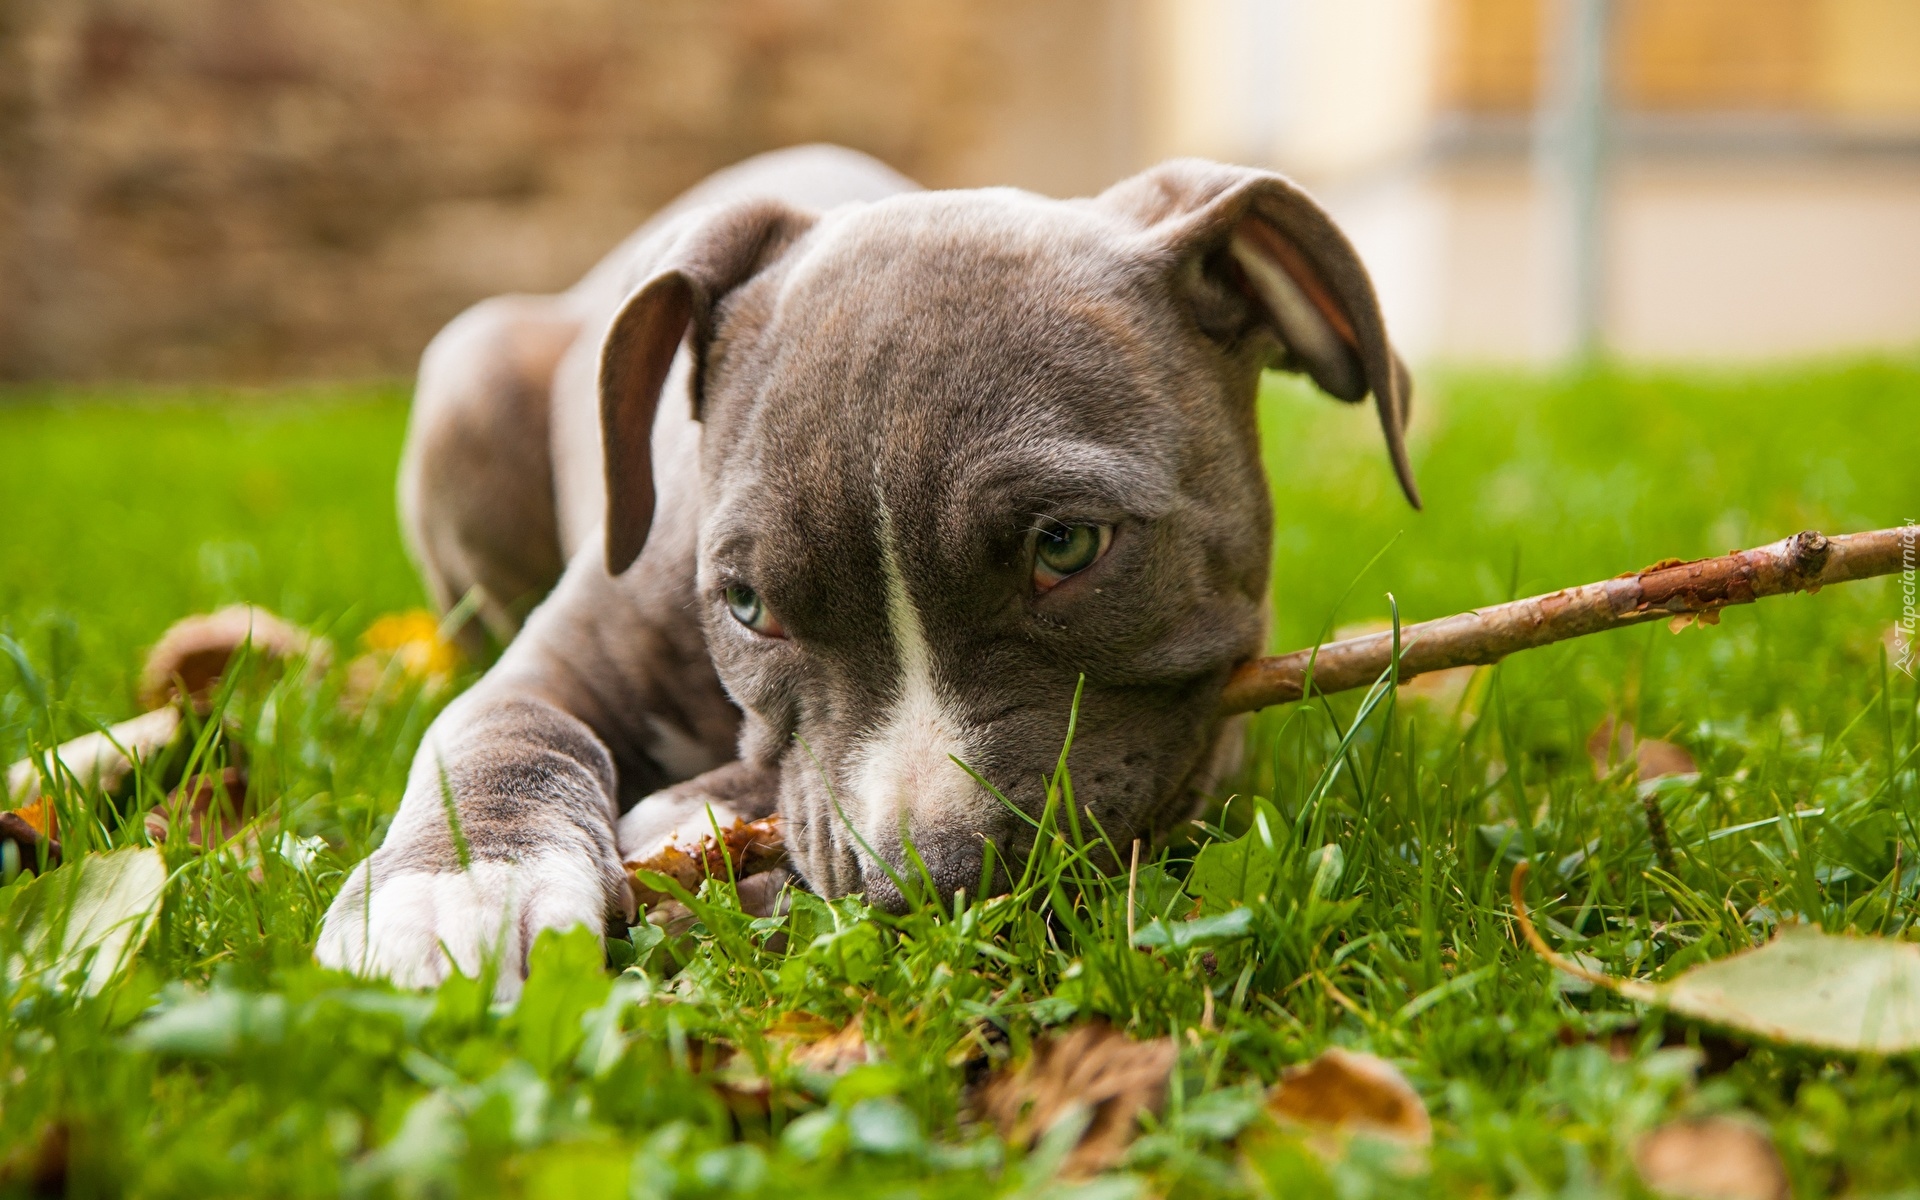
(846, 497, 979, 846)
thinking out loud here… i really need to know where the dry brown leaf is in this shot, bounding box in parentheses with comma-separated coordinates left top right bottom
(624, 815, 786, 909)
(1588, 717, 1635, 777)
(1668, 609, 1723, 634)
(1588, 718, 1697, 782)
(691, 1019, 872, 1118)
(1265, 1047, 1431, 1157)
(140, 605, 328, 711)
(1634, 1116, 1788, 1200)
(975, 1022, 1177, 1177)
(1637, 739, 1699, 781)
(784, 1017, 872, 1077)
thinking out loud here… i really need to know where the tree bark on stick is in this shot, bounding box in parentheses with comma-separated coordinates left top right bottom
(1219, 526, 1917, 715)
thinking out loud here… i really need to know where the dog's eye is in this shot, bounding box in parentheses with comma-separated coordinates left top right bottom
(1033, 521, 1112, 591)
(723, 584, 784, 637)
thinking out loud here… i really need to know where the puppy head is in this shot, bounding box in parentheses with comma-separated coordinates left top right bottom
(599, 161, 1417, 909)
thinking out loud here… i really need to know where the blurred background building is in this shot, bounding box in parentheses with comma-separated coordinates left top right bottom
(3, 0, 1917, 380)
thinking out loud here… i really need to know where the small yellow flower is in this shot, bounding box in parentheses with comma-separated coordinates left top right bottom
(359, 611, 461, 682)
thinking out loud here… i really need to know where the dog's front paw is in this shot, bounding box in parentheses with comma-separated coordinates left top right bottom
(315, 852, 619, 1001)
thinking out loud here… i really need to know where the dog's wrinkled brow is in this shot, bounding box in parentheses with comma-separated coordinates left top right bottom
(951, 440, 1177, 525)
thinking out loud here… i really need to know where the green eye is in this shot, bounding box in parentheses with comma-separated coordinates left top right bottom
(1033, 522, 1112, 590)
(724, 584, 784, 636)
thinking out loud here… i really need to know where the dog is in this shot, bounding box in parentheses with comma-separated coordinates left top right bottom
(314, 144, 1419, 996)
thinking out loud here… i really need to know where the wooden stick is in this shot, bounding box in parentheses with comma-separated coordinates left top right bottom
(1220, 526, 1917, 715)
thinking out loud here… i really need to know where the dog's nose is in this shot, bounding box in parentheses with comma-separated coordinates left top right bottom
(858, 826, 990, 914)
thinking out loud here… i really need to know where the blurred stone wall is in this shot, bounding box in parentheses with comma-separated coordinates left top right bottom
(0, 0, 1143, 381)
(1440, 0, 1920, 116)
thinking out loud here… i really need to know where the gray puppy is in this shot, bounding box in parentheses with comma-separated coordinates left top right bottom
(314, 145, 1418, 996)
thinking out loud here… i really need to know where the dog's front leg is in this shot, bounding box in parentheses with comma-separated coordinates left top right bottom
(315, 682, 631, 1001)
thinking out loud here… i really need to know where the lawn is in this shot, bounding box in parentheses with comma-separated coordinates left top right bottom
(1, 359, 1917, 1198)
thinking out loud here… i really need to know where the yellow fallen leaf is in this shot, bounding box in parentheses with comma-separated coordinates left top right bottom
(6, 848, 167, 994)
(1516, 862, 1920, 1053)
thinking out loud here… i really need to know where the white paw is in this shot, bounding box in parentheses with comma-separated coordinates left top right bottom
(615, 793, 741, 865)
(315, 854, 606, 1002)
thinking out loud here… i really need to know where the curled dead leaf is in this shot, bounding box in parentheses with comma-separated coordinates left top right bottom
(624, 815, 786, 910)
(0, 802, 60, 871)
(6, 706, 183, 807)
(1588, 717, 1697, 782)
(974, 1022, 1177, 1177)
(1265, 1047, 1431, 1159)
(140, 605, 328, 711)
(6, 798, 55, 840)
(1634, 1116, 1788, 1200)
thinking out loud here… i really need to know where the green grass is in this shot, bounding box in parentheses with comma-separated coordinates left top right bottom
(2, 359, 1918, 1198)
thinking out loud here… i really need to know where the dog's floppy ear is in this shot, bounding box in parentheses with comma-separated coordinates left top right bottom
(599, 200, 815, 575)
(1098, 160, 1421, 509)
